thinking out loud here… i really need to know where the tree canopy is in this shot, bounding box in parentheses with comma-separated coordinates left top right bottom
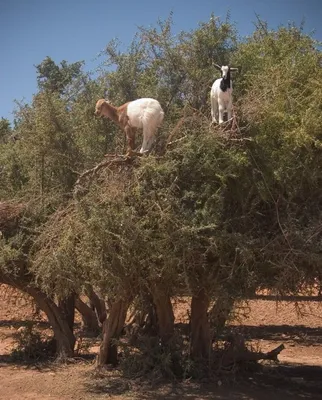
(1, 14, 322, 373)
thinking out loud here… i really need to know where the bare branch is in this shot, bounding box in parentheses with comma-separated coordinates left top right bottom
(73, 156, 132, 198)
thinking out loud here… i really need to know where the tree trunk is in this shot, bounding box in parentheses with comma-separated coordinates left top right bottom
(75, 296, 99, 334)
(96, 299, 128, 367)
(25, 287, 76, 358)
(0, 274, 75, 359)
(58, 294, 75, 332)
(151, 287, 183, 377)
(86, 285, 107, 323)
(125, 293, 157, 341)
(190, 289, 211, 361)
(151, 289, 174, 345)
(210, 295, 235, 339)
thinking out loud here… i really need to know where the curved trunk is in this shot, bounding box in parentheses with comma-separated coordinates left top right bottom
(85, 285, 107, 323)
(75, 297, 99, 334)
(210, 295, 235, 339)
(151, 287, 182, 377)
(27, 287, 76, 359)
(190, 289, 211, 361)
(126, 293, 157, 339)
(58, 294, 75, 332)
(0, 273, 75, 359)
(152, 289, 174, 345)
(97, 299, 128, 367)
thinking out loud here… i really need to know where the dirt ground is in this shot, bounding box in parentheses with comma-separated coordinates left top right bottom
(1, 287, 322, 400)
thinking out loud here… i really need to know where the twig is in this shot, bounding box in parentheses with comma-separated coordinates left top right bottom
(224, 137, 253, 142)
(167, 136, 187, 146)
(165, 105, 203, 147)
(166, 116, 186, 147)
(73, 156, 132, 198)
(75, 158, 121, 184)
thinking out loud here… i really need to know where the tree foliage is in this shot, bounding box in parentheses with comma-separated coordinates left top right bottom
(36, 56, 84, 95)
(1, 15, 322, 373)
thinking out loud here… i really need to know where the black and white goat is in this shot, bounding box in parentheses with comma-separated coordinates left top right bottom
(210, 64, 238, 125)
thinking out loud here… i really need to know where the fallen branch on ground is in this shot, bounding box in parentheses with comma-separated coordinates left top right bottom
(222, 343, 285, 366)
(221, 333, 285, 367)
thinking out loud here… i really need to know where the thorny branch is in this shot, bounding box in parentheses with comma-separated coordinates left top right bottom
(73, 156, 132, 198)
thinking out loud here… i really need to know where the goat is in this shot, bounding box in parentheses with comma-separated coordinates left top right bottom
(94, 98, 164, 156)
(210, 64, 238, 125)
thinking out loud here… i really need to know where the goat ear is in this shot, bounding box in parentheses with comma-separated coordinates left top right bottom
(230, 67, 240, 72)
(213, 63, 222, 71)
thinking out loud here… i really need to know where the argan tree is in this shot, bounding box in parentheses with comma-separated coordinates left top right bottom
(1, 15, 322, 374)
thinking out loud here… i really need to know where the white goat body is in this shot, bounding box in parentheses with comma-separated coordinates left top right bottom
(94, 97, 164, 155)
(210, 65, 238, 125)
(126, 98, 164, 153)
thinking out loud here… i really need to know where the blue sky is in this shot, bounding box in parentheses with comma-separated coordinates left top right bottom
(1, 0, 321, 123)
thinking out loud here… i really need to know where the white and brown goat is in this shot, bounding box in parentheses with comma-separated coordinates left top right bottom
(94, 98, 164, 156)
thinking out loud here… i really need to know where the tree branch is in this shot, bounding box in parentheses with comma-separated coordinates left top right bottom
(73, 156, 132, 198)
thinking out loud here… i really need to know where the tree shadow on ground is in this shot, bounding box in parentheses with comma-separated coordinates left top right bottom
(0, 356, 60, 372)
(228, 324, 322, 345)
(0, 319, 50, 329)
(0, 353, 96, 373)
(0, 319, 82, 329)
(84, 364, 322, 399)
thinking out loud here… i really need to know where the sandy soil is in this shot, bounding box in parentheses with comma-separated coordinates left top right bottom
(1, 287, 322, 400)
